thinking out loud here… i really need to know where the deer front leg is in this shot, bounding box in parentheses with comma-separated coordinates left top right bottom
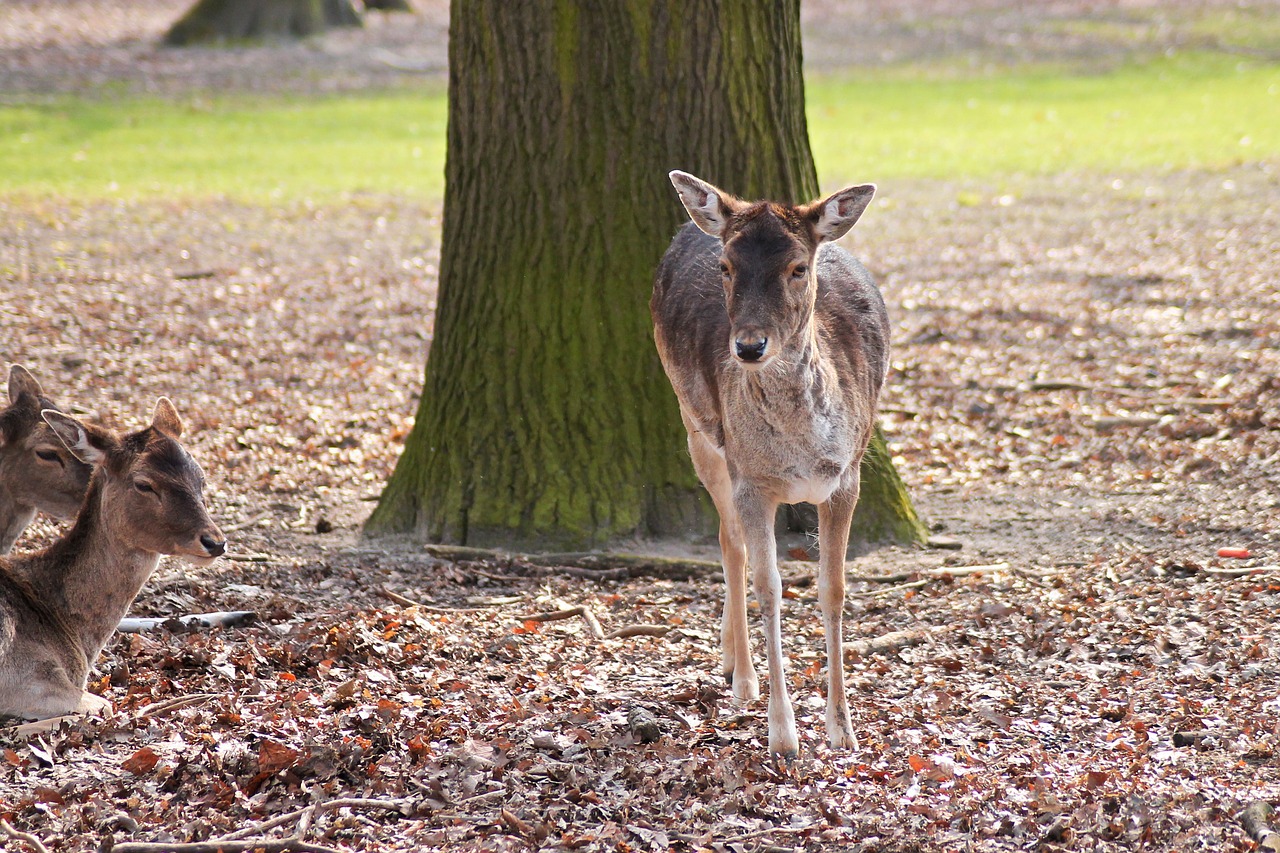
(818, 484, 858, 750)
(735, 486, 797, 757)
(719, 519, 757, 699)
(686, 428, 757, 699)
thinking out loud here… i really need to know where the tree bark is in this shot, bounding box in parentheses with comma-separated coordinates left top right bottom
(367, 0, 926, 550)
(165, 0, 360, 46)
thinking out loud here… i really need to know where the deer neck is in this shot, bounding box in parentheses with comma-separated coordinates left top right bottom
(25, 478, 161, 663)
(0, 480, 36, 554)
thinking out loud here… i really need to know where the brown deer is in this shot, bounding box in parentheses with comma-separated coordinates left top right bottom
(651, 171, 889, 756)
(0, 398, 226, 721)
(0, 365, 93, 554)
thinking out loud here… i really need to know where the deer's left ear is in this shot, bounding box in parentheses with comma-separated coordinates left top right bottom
(804, 184, 876, 243)
(42, 410, 116, 466)
(7, 364, 43, 406)
(150, 397, 184, 439)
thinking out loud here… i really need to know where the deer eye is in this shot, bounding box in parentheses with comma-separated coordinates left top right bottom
(719, 262, 730, 277)
(135, 480, 157, 495)
(791, 265, 809, 280)
(35, 449, 62, 463)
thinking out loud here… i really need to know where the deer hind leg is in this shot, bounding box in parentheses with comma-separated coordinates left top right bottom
(818, 483, 858, 750)
(687, 430, 757, 701)
(736, 485, 797, 758)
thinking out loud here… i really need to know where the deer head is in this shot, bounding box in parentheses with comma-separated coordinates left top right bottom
(669, 171, 875, 368)
(0, 366, 94, 549)
(42, 398, 226, 563)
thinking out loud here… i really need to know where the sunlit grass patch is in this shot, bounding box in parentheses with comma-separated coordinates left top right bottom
(0, 90, 448, 203)
(809, 52, 1280, 187)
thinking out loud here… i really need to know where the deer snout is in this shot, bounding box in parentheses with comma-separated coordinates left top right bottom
(734, 334, 769, 363)
(199, 532, 226, 557)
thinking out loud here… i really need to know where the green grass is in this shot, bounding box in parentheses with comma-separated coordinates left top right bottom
(809, 52, 1280, 188)
(0, 52, 1276, 203)
(0, 90, 449, 203)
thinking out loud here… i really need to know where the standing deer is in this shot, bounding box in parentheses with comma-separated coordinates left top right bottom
(0, 365, 93, 554)
(651, 171, 889, 756)
(0, 398, 226, 720)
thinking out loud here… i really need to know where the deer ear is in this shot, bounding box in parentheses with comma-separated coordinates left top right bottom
(42, 410, 114, 466)
(7, 364, 43, 406)
(669, 171, 740, 239)
(805, 184, 876, 243)
(151, 397, 183, 439)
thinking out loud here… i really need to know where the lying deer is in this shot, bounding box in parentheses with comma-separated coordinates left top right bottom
(651, 171, 889, 756)
(0, 365, 93, 554)
(0, 398, 226, 721)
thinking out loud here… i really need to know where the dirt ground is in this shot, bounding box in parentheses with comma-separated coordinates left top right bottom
(1, 3, 1279, 852)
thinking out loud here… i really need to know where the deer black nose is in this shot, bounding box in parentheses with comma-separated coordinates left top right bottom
(200, 534, 226, 557)
(735, 337, 768, 362)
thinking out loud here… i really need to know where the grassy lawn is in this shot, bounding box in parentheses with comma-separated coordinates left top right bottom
(0, 52, 1276, 203)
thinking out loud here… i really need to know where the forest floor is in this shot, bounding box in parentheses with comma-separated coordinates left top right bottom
(2, 2, 1280, 852)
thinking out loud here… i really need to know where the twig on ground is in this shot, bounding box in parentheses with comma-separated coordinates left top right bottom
(134, 694, 220, 719)
(515, 606, 604, 639)
(862, 579, 930, 598)
(223, 553, 271, 563)
(1241, 801, 1280, 852)
(605, 625, 672, 640)
(111, 840, 339, 853)
(198, 797, 414, 848)
(844, 625, 961, 660)
(718, 823, 820, 845)
(117, 611, 256, 633)
(1, 819, 51, 853)
(378, 587, 491, 613)
(852, 563, 1010, 584)
(1205, 565, 1279, 578)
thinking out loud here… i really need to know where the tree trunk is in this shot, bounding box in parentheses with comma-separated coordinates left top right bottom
(165, 0, 360, 46)
(367, 0, 926, 550)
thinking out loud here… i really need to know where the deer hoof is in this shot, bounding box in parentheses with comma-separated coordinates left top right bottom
(731, 671, 759, 702)
(77, 692, 112, 715)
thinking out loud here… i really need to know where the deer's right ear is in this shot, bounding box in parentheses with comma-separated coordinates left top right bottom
(7, 364, 43, 406)
(42, 410, 114, 466)
(670, 171, 738, 239)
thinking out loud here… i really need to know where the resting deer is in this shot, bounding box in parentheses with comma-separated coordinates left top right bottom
(651, 171, 889, 756)
(0, 398, 226, 721)
(0, 365, 93, 554)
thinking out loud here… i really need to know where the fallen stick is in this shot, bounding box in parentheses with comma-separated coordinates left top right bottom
(0, 819, 51, 853)
(378, 587, 493, 613)
(110, 839, 339, 853)
(515, 606, 604, 639)
(852, 563, 1009, 584)
(1241, 801, 1280, 852)
(116, 611, 256, 633)
(844, 625, 960, 660)
(223, 553, 270, 563)
(134, 694, 221, 719)
(605, 625, 672, 640)
(114, 797, 415, 853)
(863, 578, 930, 598)
(218, 797, 414, 842)
(4, 713, 84, 737)
(1204, 565, 1279, 578)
